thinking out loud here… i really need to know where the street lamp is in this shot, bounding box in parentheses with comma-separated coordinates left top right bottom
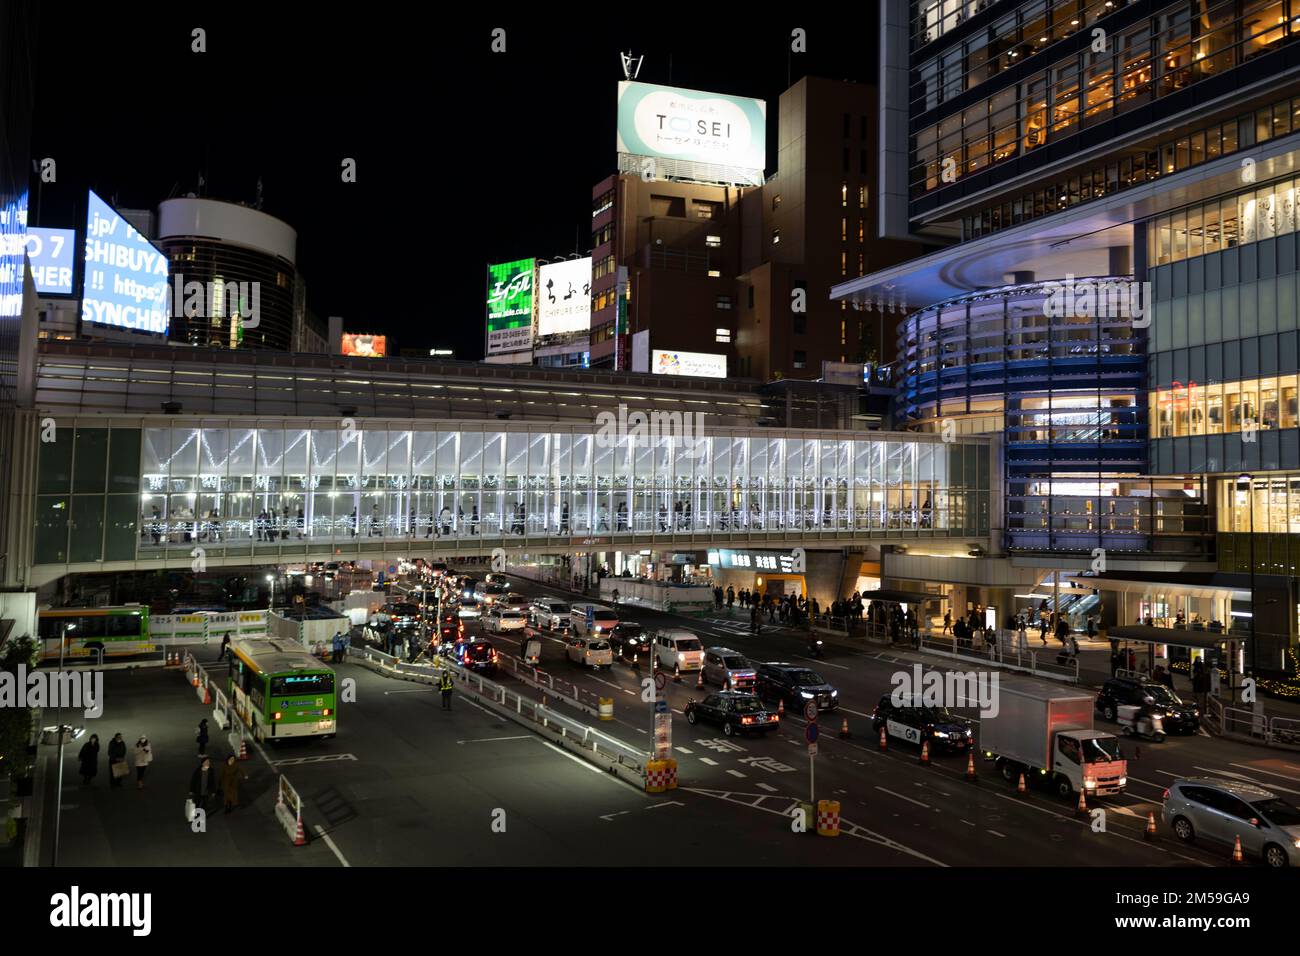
(1236, 473, 1256, 681)
(52, 621, 75, 867)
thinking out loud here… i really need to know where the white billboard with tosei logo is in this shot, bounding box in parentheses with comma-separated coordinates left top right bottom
(617, 82, 766, 186)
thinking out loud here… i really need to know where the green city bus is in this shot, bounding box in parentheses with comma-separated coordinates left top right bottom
(230, 638, 337, 742)
(37, 606, 151, 660)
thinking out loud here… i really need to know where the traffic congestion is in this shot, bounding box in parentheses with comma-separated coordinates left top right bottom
(342, 558, 1300, 869)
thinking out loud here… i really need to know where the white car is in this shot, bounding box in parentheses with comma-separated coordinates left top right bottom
(566, 635, 613, 669)
(487, 608, 527, 633)
(654, 629, 704, 671)
(529, 599, 571, 631)
(456, 597, 481, 619)
(500, 592, 530, 611)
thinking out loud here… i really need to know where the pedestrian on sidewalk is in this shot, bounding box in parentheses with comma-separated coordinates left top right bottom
(219, 631, 232, 662)
(133, 736, 153, 789)
(1017, 616, 1028, 655)
(78, 733, 100, 786)
(1192, 658, 1209, 711)
(440, 669, 454, 709)
(942, 610, 951, 635)
(220, 754, 248, 814)
(196, 718, 210, 757)
(189, 756, 217, 814)
(107, 732, 128, 788)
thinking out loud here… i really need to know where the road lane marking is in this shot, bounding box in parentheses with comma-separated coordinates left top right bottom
(1229, 763, 1300, 785)
(960, 819, 975, 826)
(456, 735, 533, 744)
(699, 757, 718, 766)
(839, 707, 873, 718)
(756, 782, 778, 792)
(987, 829, 1006, 838)
(875, 786, 930, 809)
(1205, 765, 1300, 797)
(538, 738, 604, 775)
(726, 769, 747, 778)
(676, 747, 694, 754)
(272, 754, 358, 767)
(647, 800, 684, 810)
(793, 655, 849, 669)
(314, 825, 351, 867)
(383, 688, 433, 695)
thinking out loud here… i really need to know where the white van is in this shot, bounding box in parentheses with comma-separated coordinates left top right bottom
(570, 603, 619, 638)
(654, 629, 704, 671)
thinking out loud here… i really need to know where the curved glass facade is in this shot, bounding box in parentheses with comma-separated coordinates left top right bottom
(895, 278, 1154, 552)
(32, 421, 991, 566)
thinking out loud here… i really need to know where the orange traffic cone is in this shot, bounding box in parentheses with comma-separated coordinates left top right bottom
(839, 717, 850, 739)
(778, 699, 785, 717)
(697, 669, 704, 689)
(238, 736, 249, 761)
(879, 726, 887, 750)
(1017, 772, 1027, 795)
(1144, 812, 1157, 840)
(1231, 834, 1245, 864)
(919, 739, 930, 765)
(292, 815, 307, 846)
(673, 663, 682, 683)
(1076, 786, 1088, 816)
(202, 683, 212, 705)
(965, 749, 978, 781)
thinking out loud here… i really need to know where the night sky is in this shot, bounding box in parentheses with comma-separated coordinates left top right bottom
(30, 8, 878, 359)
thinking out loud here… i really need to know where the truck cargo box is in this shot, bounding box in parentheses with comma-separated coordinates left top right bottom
(980, 676, 1095, 770)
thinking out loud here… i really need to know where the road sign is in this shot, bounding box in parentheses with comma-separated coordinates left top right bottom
(803, 701, 818, 722)
(654, 699, 668, 715)
(807, 742, 818, 757)
(805, 722, 819, 744)
(654, 671, 667, 691)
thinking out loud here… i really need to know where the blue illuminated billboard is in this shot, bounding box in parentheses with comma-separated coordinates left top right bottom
(81, 190, 169, 334)
(25, 227, 76, 295)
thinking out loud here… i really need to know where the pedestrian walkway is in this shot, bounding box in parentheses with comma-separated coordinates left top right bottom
(33, 652, 337, 866)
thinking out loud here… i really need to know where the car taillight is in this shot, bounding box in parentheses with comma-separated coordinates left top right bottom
(1162, 789, 1170, 801)
(742, 717, 754, 725)
(273, 711, 282, 721)
(323, 708, 332, 717)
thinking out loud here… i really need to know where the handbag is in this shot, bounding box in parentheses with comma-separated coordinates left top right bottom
(185, 798, 196, 822)
(111, 761, 129, 779)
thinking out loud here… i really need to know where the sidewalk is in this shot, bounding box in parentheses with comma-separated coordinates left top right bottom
(33, 648, 336, 866)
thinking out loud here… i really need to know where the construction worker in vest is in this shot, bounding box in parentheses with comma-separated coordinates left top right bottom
(439, 669, 454, 710)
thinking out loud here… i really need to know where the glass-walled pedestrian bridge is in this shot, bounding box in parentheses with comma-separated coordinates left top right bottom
(22, 417, 993, 586)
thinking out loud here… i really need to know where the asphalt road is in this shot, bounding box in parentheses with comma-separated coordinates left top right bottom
(446, 571, 1300, 867)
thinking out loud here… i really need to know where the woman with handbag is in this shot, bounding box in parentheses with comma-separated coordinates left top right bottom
(107, 732, 128, 789)
(133, 736, 153, 790)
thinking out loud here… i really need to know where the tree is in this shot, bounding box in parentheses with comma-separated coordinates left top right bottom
(0, 635, 39, 781)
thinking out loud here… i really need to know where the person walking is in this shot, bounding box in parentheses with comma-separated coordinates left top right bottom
(220, 630, 232, 662)
(78, 733, 100, 786)
(1192, 658, 1210, 710)
(189, 756, 218, 814)
(1017, 616, 1028, 655)
(439, 669, 454, 710)
(726, 585, 735, 610)
(133, 736, 153, 789)
(942, 610, 951, 635)
(220, 754, 248, 814)
(330, 630, 342, 664)
(196, 718, 210, 757)
(107, 732, 128, 788)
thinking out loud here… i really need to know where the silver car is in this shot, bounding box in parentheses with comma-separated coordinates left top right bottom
(1163, 776, 1300, 866)
(702, 647, 757, 691)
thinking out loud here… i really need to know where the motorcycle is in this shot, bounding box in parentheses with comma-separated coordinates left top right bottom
(1116, 704, 1166, 742)
(807, 638, 825, 659)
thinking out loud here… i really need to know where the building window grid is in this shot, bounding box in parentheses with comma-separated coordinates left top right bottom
(29, 424, 990, 563)
(1147, 170, 1300, 267)
(914, 2, 1297, 205)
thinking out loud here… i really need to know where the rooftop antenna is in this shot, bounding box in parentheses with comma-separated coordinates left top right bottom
(620, 51, 643, 80)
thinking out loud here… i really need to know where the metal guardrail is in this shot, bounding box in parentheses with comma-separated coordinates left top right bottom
(493, 650, 606, 717)
(1206, 695, 1300, 750)
(347, 645, 647, 775)
(918, 633, 1080, 683)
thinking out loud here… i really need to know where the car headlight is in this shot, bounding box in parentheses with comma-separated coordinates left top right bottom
(831, 690, 838, 697)
(1119, 777, 1127, 786)
(1293, 839, 1300, 849)
(801, 691, 814, 699)
(1085, 779, 1097, 789)
(933, 730, 949, 739)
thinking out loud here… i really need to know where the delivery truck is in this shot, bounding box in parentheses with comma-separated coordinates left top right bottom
(981, 676, 1127, 799)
